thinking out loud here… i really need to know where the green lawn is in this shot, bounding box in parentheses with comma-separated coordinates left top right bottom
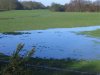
(0, 9, 100, 32)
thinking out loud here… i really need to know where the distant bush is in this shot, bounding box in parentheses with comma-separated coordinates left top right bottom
(21, 1, 46, 10)
(0, 9, 7, 12)
(50, 3, 65, 12)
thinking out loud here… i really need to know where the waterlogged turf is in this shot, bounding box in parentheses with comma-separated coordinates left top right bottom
(79, 29, 100, 38)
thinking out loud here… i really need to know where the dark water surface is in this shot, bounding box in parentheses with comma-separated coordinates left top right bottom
(0, 26, 100, 60)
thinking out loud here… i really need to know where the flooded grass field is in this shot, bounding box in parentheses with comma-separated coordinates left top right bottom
(0, 26, 100, 60)
(0, 10, 100, 74)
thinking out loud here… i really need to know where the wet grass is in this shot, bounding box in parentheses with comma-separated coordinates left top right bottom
(0, 10, 100, 32)
(79, 29, 100, 38)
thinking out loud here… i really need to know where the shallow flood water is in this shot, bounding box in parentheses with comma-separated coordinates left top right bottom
(0, 26, 100, 60)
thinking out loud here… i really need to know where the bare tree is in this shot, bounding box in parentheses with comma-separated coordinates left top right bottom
(0, 0, 18, 10)
(65, 0, 99, 12)
(93, 0, 100, 11)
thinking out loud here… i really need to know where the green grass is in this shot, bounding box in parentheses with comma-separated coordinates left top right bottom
(0, 9, 100, 32)
(29, 58, 100, 73)
(79, 29, 100, 38)
(1, 54, 100, 74)
(71, 60, 100, 73)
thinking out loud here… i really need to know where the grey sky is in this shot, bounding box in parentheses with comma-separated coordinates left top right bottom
(19, 0, 96, 6)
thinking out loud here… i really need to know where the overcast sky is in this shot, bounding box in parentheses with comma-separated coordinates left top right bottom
(19, 0, 96, 6)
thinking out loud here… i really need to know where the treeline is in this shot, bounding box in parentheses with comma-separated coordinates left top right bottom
(21, 1, 45, 10)
(0, 0, 20, 10)
(0, 0, 100, 12)
(50, 0, 100, 12)
(0, 0, 46, 11)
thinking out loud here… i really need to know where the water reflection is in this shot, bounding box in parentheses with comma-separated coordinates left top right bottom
(0, 26, 100, 60)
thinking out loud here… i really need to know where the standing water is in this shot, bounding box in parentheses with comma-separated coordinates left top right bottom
(0, 26, 100, 60)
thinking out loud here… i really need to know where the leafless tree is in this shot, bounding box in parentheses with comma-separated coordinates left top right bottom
(0, 0, 18, 10)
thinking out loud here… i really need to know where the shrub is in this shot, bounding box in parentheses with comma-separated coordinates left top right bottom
(0, 43, 35, 75)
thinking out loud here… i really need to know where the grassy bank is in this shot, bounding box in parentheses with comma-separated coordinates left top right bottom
(0, 10, 100, 32)
(0, 54, 100, 74)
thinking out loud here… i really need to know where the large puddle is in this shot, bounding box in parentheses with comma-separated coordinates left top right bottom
(0, 26, 100, 60)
